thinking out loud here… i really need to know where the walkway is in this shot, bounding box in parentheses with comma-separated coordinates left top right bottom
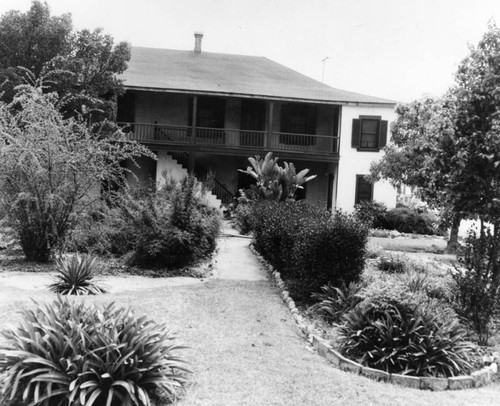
(214, 221, 267, 281)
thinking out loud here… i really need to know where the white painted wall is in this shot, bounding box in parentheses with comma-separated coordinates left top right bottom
(336, 105, 397, 212)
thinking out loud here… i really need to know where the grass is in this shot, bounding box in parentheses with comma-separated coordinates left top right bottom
(1, 278, 499, 406)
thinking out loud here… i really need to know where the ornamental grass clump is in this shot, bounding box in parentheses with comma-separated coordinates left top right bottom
(339, 303, 474, 377)
(49, 253, 106, 295)
(0, 297, 190, 406)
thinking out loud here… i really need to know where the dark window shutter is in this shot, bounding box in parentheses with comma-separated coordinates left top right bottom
(352, 119, 360, 148)
(379, 120, 388, 148)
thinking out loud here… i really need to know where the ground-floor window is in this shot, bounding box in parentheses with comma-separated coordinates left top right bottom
(355, 175, 373, 205)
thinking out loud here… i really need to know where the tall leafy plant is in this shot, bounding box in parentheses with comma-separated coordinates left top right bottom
(238, 152, 316, 201)
(453, 229, 500, 345)
(0, 84, 153, 262)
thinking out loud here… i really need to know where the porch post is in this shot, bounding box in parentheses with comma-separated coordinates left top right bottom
(267, 101, 274, 150)
(189, 96, 198, 173)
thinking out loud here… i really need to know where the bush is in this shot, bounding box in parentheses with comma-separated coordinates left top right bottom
(383, 207, 439, 235)
(453, 229, 500, 345)
(233, 203, 255, 235)
(49, 254, 106, 295)
(377, 253, 407, 273)
(68, 176, 221, 270)
(339, 303, 473, 377)
(354, 201, 388, 229)
(250, 201, 368, 301)
(355, 202, 442, 235)
(0, 296, 189, 405)
(129, 176, 220, 269)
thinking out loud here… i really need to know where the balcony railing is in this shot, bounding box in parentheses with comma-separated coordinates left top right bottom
(119, 123, 339, 155)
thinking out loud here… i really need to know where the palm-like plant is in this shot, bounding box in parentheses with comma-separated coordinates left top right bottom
(49, 253, 106, 295)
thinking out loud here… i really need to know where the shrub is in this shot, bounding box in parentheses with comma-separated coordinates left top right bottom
(339, 303, 474, 377)
(129, 176, 220, 269)
(383, 207, 439, 235)
(292, 211, 368, 296)
(251, 201, 368, 301)
(453, 229, 500, 345)
(68, 176, 221, 270)
(49, 254, 106, 295)
(354, 201, 388, 229)
(0, 297, 189, 405)
(311, 282, 363, 324)
(233, 203, 255, 234)
(377, 253, 407, 273)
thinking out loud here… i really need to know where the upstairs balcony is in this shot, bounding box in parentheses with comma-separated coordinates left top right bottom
(120, 122, 340, 159)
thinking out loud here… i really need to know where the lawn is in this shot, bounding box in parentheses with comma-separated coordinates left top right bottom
(1, 272, 499, 405)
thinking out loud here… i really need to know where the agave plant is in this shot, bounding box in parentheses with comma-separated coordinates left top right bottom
(0, 296, 190, 406)
(49, 253, 106, 295)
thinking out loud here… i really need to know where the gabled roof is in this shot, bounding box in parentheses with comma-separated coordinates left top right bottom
(122, 46, 396, 106)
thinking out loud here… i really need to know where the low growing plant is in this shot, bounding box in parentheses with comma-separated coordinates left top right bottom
(49, 253, 106, 295)
(311, 282, 363, 324)
(0, 296, 189, 405)
(339, 303, 474, 377)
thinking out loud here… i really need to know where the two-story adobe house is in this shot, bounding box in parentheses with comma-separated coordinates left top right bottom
(118, 33, 397, 210)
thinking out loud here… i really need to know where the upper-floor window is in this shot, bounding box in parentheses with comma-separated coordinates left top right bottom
(351, 116, 388, 151)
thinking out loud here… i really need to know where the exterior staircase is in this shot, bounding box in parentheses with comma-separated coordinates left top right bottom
(156, 151, 232, 210)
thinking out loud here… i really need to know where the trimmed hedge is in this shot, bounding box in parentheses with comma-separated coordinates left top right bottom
(249, 201, 368, 301)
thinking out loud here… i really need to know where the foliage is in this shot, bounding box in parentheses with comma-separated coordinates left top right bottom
(0, 1, 131, 121)
(250, 200, 368, 301)
(377, 253, 407, 273)
(383, 207, 440, 235)
(68, 176, 221, 270)
(233, 202, 255, 235)
(338, 303, 474, 377)
(48, 253, 106, 295)
(126, 176, 220, 269)
(453, 229, 500, 345)
(0, 85, 152, 262)
(354, 200, 388, 229)
(371, 23, 500, 253)
(310, 282, 363, 324)
(238, 152, 316, 202)
(0, 296, 190, 405)
(355, 201, 441, 235)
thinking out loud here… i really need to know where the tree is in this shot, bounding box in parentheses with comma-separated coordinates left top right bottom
(371, 23, 500, 256)
(0, 1, 130, 121)
(0, 84, 153, 262)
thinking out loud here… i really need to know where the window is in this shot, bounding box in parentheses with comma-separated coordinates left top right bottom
(355, 175, 373, 205)
(351, 116, 388, 151)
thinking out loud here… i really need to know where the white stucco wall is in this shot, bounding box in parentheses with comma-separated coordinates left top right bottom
(336, 105, 397, 212)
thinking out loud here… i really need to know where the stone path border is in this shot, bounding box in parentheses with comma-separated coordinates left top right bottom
(249, 244, 499, 391)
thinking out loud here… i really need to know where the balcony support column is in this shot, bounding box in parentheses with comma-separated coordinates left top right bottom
(267, 101, 274, 150)
(189, 96, 198, 173)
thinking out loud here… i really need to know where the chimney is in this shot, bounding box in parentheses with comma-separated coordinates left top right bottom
(194, 32, 203, 54)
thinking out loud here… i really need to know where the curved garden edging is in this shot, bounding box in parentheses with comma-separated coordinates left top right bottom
(250, 244, 499, 391)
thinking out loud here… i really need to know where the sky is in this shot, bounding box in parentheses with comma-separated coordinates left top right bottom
(1, 0, 500, 103)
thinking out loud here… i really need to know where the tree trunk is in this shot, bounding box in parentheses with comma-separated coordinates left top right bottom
(445, 213, 461, 254)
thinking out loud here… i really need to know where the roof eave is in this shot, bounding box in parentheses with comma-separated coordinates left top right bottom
(123, 85, 397, 107)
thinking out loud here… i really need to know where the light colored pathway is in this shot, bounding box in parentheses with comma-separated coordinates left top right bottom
(213, 220, 267, 281)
